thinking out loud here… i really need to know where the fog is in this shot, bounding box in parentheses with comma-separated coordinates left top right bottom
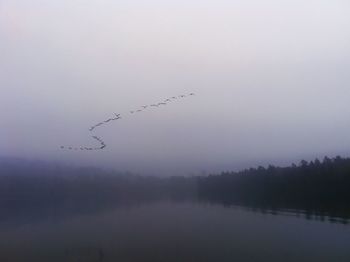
(1, 0, 350, 175)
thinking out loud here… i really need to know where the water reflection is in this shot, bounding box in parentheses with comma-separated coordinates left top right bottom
(0, 199, 349, 262)
(0, 197, 349, 227)
(214, 203, 350, 225)
(197, 195, 350, 225)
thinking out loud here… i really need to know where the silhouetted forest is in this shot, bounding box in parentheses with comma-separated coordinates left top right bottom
(1, 156, 350, 221)
(198, 156, 350, 217)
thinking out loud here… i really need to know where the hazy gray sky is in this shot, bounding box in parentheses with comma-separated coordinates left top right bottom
(1, 0, 350, 175)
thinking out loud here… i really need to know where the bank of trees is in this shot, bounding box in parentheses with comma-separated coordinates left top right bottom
(197, 156, 350, 211)
(1, 156, 350, 216)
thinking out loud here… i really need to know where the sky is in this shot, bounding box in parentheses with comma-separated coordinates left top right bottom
(1, 0, 350, 175)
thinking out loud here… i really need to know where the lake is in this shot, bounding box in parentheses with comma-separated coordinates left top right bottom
(0, 200, 349, 262)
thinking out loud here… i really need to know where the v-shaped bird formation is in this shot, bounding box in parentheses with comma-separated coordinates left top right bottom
(60, 93, 195, 151)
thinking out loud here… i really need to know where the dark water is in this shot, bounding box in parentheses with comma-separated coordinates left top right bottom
(0, 200, 349, 262)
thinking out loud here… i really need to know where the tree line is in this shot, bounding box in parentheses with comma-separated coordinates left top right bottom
(197, 156, 350, 215)
(1, 156, 350, 219)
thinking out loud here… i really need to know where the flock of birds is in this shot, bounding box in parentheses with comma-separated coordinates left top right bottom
(60, 93, 195, 151)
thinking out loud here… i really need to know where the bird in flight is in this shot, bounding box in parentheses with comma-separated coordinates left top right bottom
(60, 93, 196, 151)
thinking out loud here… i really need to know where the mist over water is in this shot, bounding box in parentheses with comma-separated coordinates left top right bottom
(1, 0, 350, 175)
(2, 2, 350, 261)
(1, 2, 350, 261)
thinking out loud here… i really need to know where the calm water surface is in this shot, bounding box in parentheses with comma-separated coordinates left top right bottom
(0, 201, 349, 262)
